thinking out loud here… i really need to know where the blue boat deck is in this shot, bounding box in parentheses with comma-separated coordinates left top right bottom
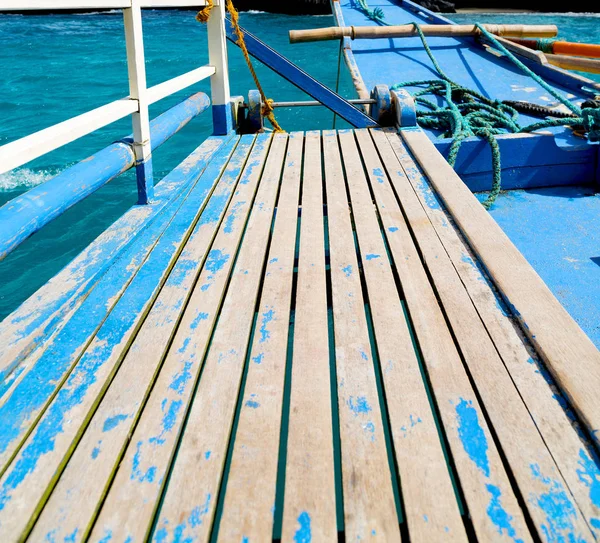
(0, 129, 599, 542)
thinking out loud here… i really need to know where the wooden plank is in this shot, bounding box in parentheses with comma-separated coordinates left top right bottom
(218, 132, 303, 541)
(0, 136, 245, 541)
(281, 131, 337, 542)
(322, 130, 401, 542)
(346, 130, 466, 542)
(0, 135, 232, 390)
(149, 133, 289, 542)
(383, 129, 600, 538)
(363, 131, 530, 541)
(27, 135, 257, 543)
(0, 174, 193, 467)
(87, 133, 273, 543)
(376, 129, 593, 542)
(0, 137, 239, 478)
(401, 129, 600, 445)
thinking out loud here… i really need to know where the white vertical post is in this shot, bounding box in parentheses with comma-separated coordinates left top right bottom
(124, 0, 154, 204)
(207, 0, 232, 135)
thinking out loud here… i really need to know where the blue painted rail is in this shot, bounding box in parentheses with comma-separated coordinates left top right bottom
(0, 93, 210, 261)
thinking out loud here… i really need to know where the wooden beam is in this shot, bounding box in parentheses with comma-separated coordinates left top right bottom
(290, 24, 558, 44)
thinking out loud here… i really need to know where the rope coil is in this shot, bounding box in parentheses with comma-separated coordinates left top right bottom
(355, 0, 590, 209)
(197, 0, 284, 132)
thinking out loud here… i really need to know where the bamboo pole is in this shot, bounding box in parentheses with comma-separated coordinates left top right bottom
(289, 24, 558, 44)
(546, 53, 600, 74)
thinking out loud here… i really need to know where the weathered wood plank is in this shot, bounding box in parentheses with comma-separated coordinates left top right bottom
(149, 133, 289, 542)
(0, 175, 202, 471)
(218, 132, 303, 541)
(0, 136, 244, 541)
(400, 128, 600, 445)
(281, 131, 338, 543)
(377, 129, 593, 542)
(0, 140, 235, 440)
(0, 137, 240, 479)
(322, 130, 401, 542)
(367, 129, 531, 542)
(27, 134, 257, 543)
(348, 129, 466, 542)
(86, 133, 273, 543)
(383, 128, 600, 539)
(0, 135, 233, 389)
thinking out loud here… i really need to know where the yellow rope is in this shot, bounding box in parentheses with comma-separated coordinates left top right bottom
(197, 0, 284, 132)
(195, 0, 214, 23)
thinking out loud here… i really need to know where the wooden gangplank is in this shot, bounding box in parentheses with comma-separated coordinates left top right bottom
(0, 130, 599, 542)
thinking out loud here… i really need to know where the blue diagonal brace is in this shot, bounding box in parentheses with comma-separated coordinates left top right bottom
(225, 18, 378, 129)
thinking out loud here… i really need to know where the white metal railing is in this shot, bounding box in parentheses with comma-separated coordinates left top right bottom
(0, 0, 231, 204)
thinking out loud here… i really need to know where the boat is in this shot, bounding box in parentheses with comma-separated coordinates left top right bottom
(0, 0, 599, 541)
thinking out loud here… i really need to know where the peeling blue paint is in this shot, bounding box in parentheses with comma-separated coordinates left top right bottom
(259, 309, 274, 343)
(205, 249, 230, 274)
(530, 463, 586, 542)
(423, 514, 429, 523)
(64, 528, 78, 543)
(245, 394, 260, 409)
(91, 446, 101, 460)
(417, 179, 441, 210)
(205, 450, 211, 460)
(131, 441, 157, 483)
(149, 399, 183, 446)
(359, 349, 369, 361)
(169, 361, 193, 396)
(455, 398, 490, 477)
(178, 336, 191, 354)
(98, 529, 113, 543)
(190, 311, 209, 330)
(342, 264, 352, 277)
(348, 396, 372, 415)
(223, 200, 245, 234)
(294, 511, 312, 543)
(486, 484, 524, 543)
(388, 226, 398, 232)
(103, 414, 128, 433)
(252, 353, 264, 365)
(269, 257, 278, 264)
(365, 254, 380, 261)
(576, 448, 600, 509)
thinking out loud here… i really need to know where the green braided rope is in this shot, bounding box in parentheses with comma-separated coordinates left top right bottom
(354, 1, 588, 209)
(537, 37, 557, 54)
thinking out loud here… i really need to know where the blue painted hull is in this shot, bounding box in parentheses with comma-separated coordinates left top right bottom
(334, 0, 600, 347)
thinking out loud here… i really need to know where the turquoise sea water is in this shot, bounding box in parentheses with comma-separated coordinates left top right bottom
(0, 9, 599, 319)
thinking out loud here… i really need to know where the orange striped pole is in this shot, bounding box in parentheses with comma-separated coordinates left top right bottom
(553, 41, 600, 58)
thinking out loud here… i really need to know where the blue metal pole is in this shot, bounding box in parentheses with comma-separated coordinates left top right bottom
(224, 19, 377, 129)
(0, 92, 211, 261)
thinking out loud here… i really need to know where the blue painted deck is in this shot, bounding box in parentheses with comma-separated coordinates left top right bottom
(335, 0, 600, 349)
(485, 185, 600, 347)
(0, 129, 599, 542)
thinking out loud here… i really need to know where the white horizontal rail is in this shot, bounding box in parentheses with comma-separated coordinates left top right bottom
(0, 65, 214, 176)
(0, 0, 206, 10)
(147, 65, 215, 104)
(0, 99, 137, 176)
